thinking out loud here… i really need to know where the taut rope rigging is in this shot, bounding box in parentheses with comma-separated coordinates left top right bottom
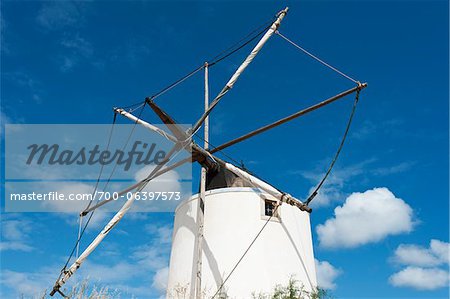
(275, 31, 359, 84)
(147, 15, 276, 102)
(212, 203, 280, 299)
(306, 88, 361, 205)
(273, 30, 364, 205)
(52, 103, 147, 297)
(50, 7, 368, 297)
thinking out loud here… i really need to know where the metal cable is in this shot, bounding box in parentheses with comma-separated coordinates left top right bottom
(150, 65, 206, 101)
(193, 133, 243, 168)
(211, 89, 363, 297)
(97, 101, 147, 196)
(305, 89, 361, 205)
(148, 16, 275, 102)
(276, 31, 359, 84)
(208, 17, 274, 64)
(58, 111, 117, 279)
(58, 102, 147, 279)
(208, 22, 273, 67)
(192, 129, 288, 196)
(212, 203, 280, 298)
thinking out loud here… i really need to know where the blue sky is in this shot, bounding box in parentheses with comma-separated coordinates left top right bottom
(1, 0, 449, 298)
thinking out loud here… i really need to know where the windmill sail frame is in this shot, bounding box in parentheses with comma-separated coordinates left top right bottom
(50, 6, 367, 297)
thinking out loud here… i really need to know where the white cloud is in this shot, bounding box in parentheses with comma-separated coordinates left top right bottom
(371, 161, 415, 176)
(351, 119, 404, 141)
(132, 165, 185, 212)
(131, 244, 168, 270)
(145, 223, 173, 245)
(60, 56, 77, 72)
(298, 158, 414, 208)
(389, 266, 449, 290)
(389, 239, 449, 291)
(1, 269, 52, 297)
(1, 261, 143, 298)
(0, 217, 34, 252)
(58, 33, 95, 72)
(1, 229, 171, 298)
(36, 1, 84, 30)
(393, 239, 450, 267)
(152, 266, 169, 293)
(134, 165, 182, 192)
(314, 259, 341, 290)
(316, 187, 415, 249)
(430, 239, 450, 265)
(2, 71, 43, 104)
(61, 34, 93, 58)
(109, 39, 151, 66)
(299, 159, 375, 207)
(42, 181, 95, 213)
(0, 262, 63, 298)
(81, 261, 139, 283)
(0, 241, 33, 252)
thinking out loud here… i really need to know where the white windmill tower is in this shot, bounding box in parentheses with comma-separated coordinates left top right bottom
(50, 7, 366, 299)
(167, 8, 317, 299)
(166, 8, 366, 299)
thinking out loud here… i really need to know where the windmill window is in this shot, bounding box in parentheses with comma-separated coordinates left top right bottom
(264, 199, 278, 217)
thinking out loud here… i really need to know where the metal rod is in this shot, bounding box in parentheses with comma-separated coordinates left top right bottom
(190, 7, 289, 135)
(210, 83, 367, 154)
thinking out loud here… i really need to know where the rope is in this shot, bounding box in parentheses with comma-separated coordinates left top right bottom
(208, 17, 274, 65)
(192, 129, 289, 197)
(58, 111, 118, 279)
(275, 31, 359, 84)
(75, 216, 82, 259)
(212, 203, 280, 298)
(149, 15, 275, 102)
(305, 88, 361, 205)
(150, 65, 206, 101)
(58, 102, 147, 280)
(193, 133, 243, 168)
(121, 101, 145, 111)
(208, 22, 273, 67)
(97, 101, 147, 196)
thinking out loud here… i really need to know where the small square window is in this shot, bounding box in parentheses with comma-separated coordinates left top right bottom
(261, 197, 280, 222)
(264, 199, 277, 217)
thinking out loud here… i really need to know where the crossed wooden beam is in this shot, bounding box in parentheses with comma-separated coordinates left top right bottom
(50, 6, 366, 295)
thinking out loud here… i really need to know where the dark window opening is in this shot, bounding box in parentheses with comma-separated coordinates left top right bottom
(265, 200, 276, 217)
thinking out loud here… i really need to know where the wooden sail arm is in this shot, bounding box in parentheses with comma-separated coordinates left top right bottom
(146, 99, 190, 142)
(80, 154, 201, 215)
(51, 144, 182, 295)
(222, 161, 311, 213)
(80, 108, 220, 215)
(191, 7, 289, 135)
(210, 83, 367, 154)
(114, 108, 178, 143)
(123, 101, 218, 171)
(189, 145, 310, 212)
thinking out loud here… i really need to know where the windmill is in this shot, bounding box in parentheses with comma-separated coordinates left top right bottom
(50, 7, 367, 299)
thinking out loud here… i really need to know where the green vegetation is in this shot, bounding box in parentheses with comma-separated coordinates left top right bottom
(252, 277, 332, 299)
(24, 279, 122, 299)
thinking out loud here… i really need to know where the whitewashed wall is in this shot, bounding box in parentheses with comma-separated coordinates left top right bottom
(167, 187, 317, 298)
